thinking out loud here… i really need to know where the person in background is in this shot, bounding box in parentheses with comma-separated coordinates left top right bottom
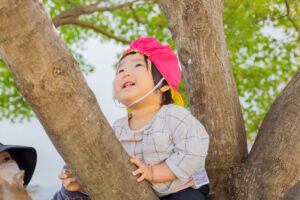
(52, 165, 90, 200)
(0, 142, 37, 200)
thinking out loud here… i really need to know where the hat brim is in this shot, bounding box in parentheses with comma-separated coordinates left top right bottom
(0, 145, 37, 185)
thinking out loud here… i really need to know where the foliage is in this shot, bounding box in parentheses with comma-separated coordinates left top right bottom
(0, 59, 33, 122)
(0, 0, 299, 141)
(224, 0, 299, 141)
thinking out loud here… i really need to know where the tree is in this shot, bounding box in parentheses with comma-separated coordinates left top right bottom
(0, 0, 299, 200)
(1, 0, 299, 141)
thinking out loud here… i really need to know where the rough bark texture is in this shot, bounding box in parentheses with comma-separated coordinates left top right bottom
(156, 1, 248, 199)
(0, 0, 158, 199)
(233, 69, 300, 200)
(281, 181, 300, 200)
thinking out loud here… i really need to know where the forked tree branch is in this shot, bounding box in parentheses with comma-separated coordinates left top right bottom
(52, 1, 141, 44)
(53, 17, 131, 44)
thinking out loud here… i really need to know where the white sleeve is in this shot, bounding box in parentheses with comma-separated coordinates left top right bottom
(166, 114, 209, 181)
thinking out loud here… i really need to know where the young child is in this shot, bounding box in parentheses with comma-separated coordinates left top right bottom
(56, 37, 210, 200)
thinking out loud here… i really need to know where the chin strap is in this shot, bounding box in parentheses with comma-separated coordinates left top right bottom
(127, 77, 165, 108)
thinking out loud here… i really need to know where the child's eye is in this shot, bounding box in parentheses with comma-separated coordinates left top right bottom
(118, 69, 124, 74)
(136, 64, 143, 67)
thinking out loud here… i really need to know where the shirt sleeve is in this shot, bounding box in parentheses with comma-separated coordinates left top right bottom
(165, 113, 209, 182)
(52, 186, 91, 200)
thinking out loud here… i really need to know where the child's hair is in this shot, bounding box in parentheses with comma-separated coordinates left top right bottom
(119, 52, 174, 106)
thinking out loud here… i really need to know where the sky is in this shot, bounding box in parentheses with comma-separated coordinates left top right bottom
(0, 38, 127, 190)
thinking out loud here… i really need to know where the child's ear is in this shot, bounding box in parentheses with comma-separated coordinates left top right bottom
(160, 85, 170, 93)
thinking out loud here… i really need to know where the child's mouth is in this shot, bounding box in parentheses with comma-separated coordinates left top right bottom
(122, 82, 135, 88)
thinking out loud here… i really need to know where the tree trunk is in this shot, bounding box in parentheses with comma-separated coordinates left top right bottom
(233, 69, 300, 200)
(156, 0, 248, 199)
(0, 0, 158, 199)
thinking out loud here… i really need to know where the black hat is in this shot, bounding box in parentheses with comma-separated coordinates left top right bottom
(0, 143, 37, 185)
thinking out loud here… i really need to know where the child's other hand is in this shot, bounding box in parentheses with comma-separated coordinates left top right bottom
(129, 153, 153, 183)
(59, 169, 84, 192)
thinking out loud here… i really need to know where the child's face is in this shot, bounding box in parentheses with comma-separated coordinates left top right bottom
(114, 53, 159, 107)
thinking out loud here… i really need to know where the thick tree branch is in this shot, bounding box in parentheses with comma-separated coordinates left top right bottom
(53, 17, 131, 44)
(234, 69, 300, 199)
(157, 1, 248, 199)
(284, 0, 299, 32)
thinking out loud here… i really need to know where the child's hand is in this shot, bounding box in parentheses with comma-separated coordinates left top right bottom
(129, 153, 153, 182)
(59, 169, 84, 192)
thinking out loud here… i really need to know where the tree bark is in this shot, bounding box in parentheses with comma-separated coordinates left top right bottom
(0, 0, 158, 199)
(233, 69, 300, 200)
(281, 181, 300, 200)
(156, 1, 248, 199)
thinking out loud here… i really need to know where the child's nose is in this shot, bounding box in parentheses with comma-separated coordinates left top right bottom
(122, 70, 132, 77)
